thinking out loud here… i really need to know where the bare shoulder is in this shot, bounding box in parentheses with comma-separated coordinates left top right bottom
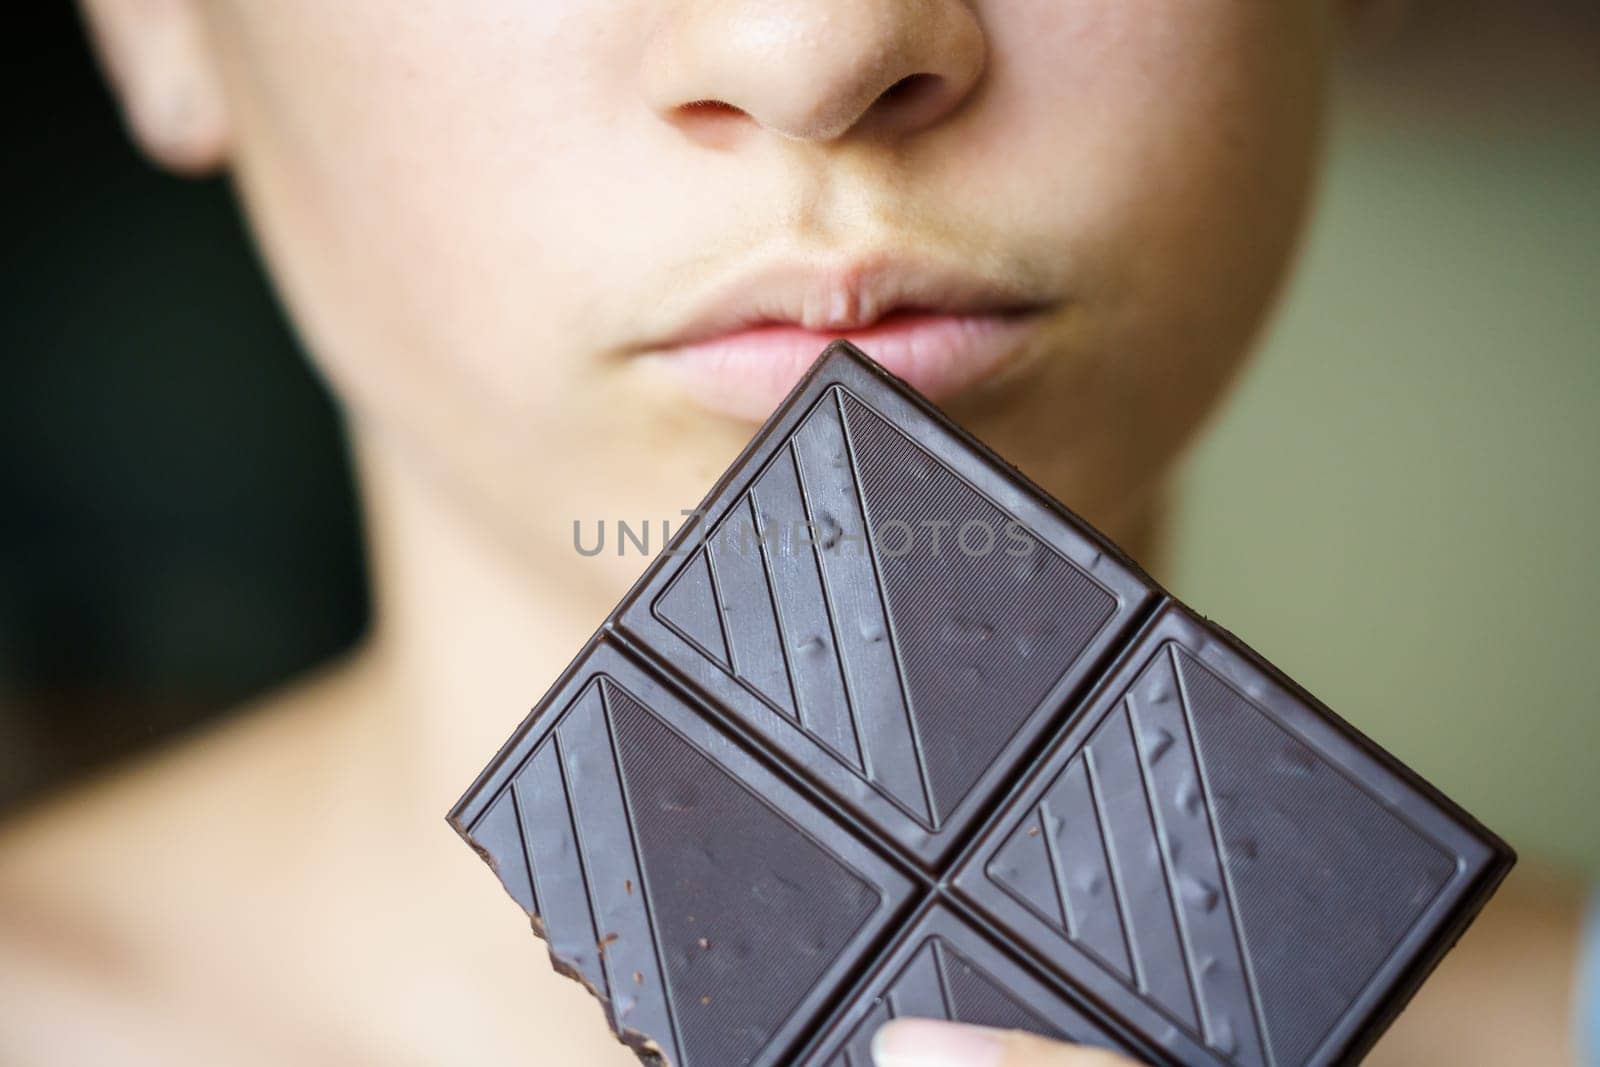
(0, 647, 378, 896)
(0, 649, 382, 1063)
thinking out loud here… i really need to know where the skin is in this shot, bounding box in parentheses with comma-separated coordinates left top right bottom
(0, 0, 1582, 1063)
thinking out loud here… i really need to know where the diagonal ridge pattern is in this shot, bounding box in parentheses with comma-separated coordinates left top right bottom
(1173, 650, 1457, 1066)
(655, 393, 934, 824)
(606, 681, 881, 1066)
(839, 392, 1118, 824)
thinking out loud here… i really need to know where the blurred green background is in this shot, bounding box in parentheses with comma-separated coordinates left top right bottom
(2, 5, 1595, 876)
(1174, 12, 1600, 875)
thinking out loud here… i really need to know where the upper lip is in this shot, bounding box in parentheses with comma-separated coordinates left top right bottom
(631, 249, 1052, 352)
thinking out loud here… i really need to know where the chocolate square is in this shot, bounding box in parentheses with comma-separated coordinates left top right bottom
(952, 604, 1509, 1066)
(614, 350, 1154, 868)
(451, 636, 915, 1066)
(800, 904, 1156, 1065)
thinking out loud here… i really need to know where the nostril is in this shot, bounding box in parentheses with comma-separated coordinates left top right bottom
(680, 98, 745, 118)
(670, 98, 751, 149)
(876, 73, 941, 108)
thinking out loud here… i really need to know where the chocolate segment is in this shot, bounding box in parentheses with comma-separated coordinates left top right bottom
(616, 360, 1154, 867)
(449, 341, 1513, 1067)
(951, 603, 1504, 1066)
(801, 905, 1156, 1065)
(452, 638, 914, 1066)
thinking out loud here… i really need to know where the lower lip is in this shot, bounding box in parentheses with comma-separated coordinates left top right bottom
(638, 310, 1047, 422)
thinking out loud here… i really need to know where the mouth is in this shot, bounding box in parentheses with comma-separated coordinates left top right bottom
(627, 252, 1055, 421)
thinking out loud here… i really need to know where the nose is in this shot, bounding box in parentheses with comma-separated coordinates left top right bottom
(644, 0, 987, 144)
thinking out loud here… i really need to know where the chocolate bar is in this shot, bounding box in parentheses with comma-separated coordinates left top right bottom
(448, 341, 1512, 1066)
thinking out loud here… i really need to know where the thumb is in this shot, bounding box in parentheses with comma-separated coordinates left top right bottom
(871, 1018, 1141, 1067)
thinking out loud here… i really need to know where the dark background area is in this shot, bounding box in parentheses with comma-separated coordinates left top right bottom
(1, 7, 367, 811)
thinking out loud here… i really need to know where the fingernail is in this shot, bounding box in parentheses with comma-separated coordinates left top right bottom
(871, 1018, 1006, 1067)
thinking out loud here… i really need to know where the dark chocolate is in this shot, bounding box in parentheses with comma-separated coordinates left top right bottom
(448, 340, 1512, 1067)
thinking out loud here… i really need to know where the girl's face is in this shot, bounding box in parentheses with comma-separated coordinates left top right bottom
(87, 0, 1336, 586)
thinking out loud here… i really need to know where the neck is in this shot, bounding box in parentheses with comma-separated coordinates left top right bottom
(347, 423, 1171, 820)
(351, 427, 624, 818)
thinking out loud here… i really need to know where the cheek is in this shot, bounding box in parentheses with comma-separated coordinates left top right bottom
(1102, 3, 1330, 452)
(959, 0, 1330, 521)
(990, 0, 1330, 306)
(209, 0, 763, 577)
(211, 0, 651, 431)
